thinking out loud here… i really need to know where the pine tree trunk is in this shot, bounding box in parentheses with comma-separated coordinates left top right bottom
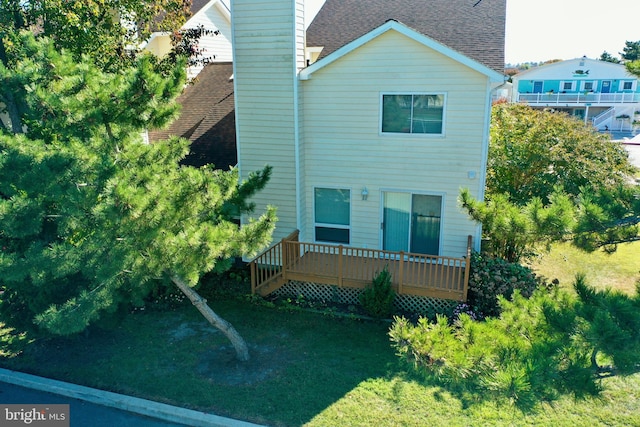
(170, 274, 250, 362)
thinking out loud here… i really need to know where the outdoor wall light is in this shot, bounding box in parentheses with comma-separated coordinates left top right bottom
(361, 187, 369, 201)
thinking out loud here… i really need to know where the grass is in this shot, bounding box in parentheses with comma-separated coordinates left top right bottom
(2, 246, 640, 426)
(529, 241, 640, 294)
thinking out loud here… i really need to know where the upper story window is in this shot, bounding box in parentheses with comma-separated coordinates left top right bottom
(560, 81, 575, 92)
(622, 81, 634, 91)
(381, 94, 445, 135)
(582, 81, 595, 92)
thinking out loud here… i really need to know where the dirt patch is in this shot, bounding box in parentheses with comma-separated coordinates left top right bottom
(196, 344, 291, 386)
(168, 321, 219, 341)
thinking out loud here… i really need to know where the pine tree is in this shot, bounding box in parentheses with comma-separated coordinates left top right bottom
(0, 32, 276, 361)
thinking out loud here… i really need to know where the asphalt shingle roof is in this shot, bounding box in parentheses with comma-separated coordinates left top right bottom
(148, 62, 236, 169)
(306, 0, 505, 73)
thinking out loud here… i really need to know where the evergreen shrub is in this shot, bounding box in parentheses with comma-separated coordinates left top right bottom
(359, 266, 395, 318)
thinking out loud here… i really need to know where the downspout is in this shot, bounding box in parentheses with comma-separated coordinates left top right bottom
(476, 78, 495, 252)
(293, 0, 303, 239)
(230, 2, 243, 223)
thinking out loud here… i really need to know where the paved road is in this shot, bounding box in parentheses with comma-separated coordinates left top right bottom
(0, 381, 186, 427)
(0, 368, 263, 427)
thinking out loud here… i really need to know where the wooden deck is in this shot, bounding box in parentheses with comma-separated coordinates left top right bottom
(251, 231, 471, 302)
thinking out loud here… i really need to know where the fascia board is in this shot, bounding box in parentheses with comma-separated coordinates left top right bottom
(300, 20, 505, 83)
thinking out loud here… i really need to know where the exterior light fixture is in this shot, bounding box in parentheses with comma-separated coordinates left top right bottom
(361, 187, 369, 201)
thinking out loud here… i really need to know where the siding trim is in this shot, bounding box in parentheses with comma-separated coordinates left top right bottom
(300, 20, 504, 83)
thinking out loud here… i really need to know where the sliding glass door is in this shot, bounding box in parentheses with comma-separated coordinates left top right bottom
(383, 192, 441, 255)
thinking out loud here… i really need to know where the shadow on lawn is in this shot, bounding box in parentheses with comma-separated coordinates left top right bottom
(0, 292, 400, 427)
(389, 278, 640, 415)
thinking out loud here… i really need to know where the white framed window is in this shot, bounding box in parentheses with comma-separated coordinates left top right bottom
(560, 81, 575, 92)
(314, 187, 350, 244)
(581, 81, 596, 92)
(622, 81, 635, 91)
(381, 93, 445, 135)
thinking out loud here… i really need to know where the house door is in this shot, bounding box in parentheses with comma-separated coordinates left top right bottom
(533, 81, 543, 93)
(601, 81, 611, 93)
(382, 192, 442, 255)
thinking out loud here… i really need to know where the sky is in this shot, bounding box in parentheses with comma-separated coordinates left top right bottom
(306, 0, 640, 65)
(506, 0, 640, 64)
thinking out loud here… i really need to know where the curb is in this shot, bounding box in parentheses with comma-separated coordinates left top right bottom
(0, 368, 264, 427)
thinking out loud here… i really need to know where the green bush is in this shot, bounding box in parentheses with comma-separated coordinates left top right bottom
(359, 266, 395, 318)
(389, 287, 597, 410)
(467, 251, 540, 317)
(390, 275, 640, 410)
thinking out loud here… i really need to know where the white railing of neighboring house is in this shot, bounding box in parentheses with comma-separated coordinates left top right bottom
(518, 92, 640, 105)
(591, 107, 615, 129)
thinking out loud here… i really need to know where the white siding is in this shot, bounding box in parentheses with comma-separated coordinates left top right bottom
(143, 3, 233, 79)
(233, 0, 305, 243)
(185, 3, 233, 79)
(300, 30, 490, 257)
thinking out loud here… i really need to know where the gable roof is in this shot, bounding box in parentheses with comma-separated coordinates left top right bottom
(306, 0, 505, 74)
(300, 20, 504, 82)
(512, 57, 636, 80)
(190, 0, 213, 15)
(148, 62, 237, 169)
(190, 0, 231, 21)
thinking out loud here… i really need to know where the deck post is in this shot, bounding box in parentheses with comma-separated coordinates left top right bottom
(398, 251, 404, 295)
(462, 235, 472, 301)
(281, 238, 288, 282)
(337, 245, 343, 287)
(250, 261, 257, 295)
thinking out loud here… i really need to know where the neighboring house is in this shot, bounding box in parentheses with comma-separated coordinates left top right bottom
(143, 0, 232, 79)
(492, 81, 512, 103)
(148, 62, 236, 169)
(232, 0, 506, 305)
(511, 57, 640, 131)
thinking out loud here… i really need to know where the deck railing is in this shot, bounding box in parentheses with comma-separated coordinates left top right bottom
(517, 92, 640, 105)
(251, 231, 471, 302)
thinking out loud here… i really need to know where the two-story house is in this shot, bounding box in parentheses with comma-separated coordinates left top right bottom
(233, 0, 505, 307)
(511, 57, 640, 131)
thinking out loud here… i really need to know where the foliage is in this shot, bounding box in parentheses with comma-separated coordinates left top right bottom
(0, 0, 192, 72)
(461, 103, 639, 260)
(571, 274, 640, 374)
(621, 40, 640, 62)
(487, 104, 635, 205)
(460, 188, 575, 262)
(0, 33, 276, 340)
(572, 185, 640, 252)
(626, 60, 640, 78)
(450, 302, 482, 321)
(0, 1, 212, 134)
(390, 276, 640, 410)
(359, 266, 395, 318)
(466, 251, 541, 317)
(599, 51, 620, 63)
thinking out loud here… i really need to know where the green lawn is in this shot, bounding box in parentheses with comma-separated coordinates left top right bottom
(2, 245, 640, 426)
(529, 241, 640, 294)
